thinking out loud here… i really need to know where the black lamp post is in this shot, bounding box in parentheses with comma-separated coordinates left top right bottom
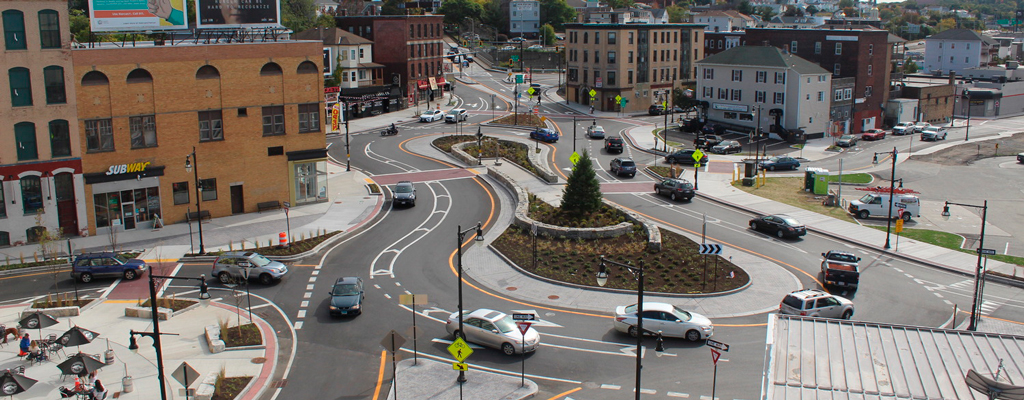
(131, 273, 209, 400)
(596, 256, 647, 400)
(962, 89, 971, 141)
(941, 200, 988, 331)
(455, 222, 484, 383)
(184, 147, 205, 255)
(872, 147, 899, 250)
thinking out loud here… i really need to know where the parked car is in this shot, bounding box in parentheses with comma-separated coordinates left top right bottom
(891, 122, 914, 135)
(445, 109, 468, 123)
(604, 136, 624, 153)
(701, 123, 726, 136)
(648, 104, 666, 115)
(710, 140, 742, 154)
(694, 134, 724, 150)
(920, 127, 948, 141)
(912, 121, 932, 133)
(527, 44, 543, 50)
(779, 289, 854, 319)
(392, 181, 416, 207)
(654, 178, 695, 201)
(211, 251, 288, 285)
(820, 250, 861, 289)
(445, 308, 540, 355)
(71, 252, 148, 282)
(612, 302, 713, 341)
(509, 37, 526, 42)
(861, 129, 886, 140)
(665, 149, 708, 165)
(328, 277, 364, 317)
(530, 128, 559, 143)
(501, 46, 516, 51)
(609, 157, 637, 178)
(419, 109, 444, 122)
(1018, 152, 1024, 163)
(586, 125, 606, 139)
(749, 214, 807, 238)
(758, 156, 800, 171)
(836, 134, 858, 147)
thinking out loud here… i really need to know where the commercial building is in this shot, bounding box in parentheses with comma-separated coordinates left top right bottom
(696, 46, 831, 140)
(923, 29, 999, 76)
(510, 0, 541, 39)
(565, 23, 705, 113)
(71, 40, 326, 236)
(1, 0, 85, 245)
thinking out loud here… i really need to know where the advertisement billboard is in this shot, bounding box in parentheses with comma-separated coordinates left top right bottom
(196, 0, 281, 28)
(89, 0, 189, 31)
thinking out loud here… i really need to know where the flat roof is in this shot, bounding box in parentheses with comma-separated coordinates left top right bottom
(763, 315, 1024, 400)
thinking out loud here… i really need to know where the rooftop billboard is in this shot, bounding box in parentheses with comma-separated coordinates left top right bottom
(90, 0, 190, 31)
(196, 0, 281, 28)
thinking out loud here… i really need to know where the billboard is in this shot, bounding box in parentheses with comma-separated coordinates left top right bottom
(196, 0, 281, 28)
(89, 0, 189, 31)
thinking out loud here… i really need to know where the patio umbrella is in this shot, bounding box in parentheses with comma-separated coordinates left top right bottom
(17, 311, 59, 341)
(58, 326, 99, 349)
(57, 353, 105, 377)
(0, 369, 37, 396)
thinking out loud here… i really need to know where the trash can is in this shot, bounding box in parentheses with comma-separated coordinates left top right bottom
(813, 170, 830, 195)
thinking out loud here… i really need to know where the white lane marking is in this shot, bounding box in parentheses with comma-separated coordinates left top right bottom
(364, 142, 419, 172)
(934, 293, 944, 298)
(303, 292, 312, 299)
(667, 392, 690, 397)
(249, 303, 273, 310)
(294, 321, 303, 330)
(300, 301, 309, 308)
(944, 300, 954, 305)
(638, 388, 656, 394)
(308, 277, 316, 283)
(370, 183, 454, 278)
(297, 310, 306, 318)
(384, 293, 391, 299)
(395, 282, 402, 286)
(398, 347, 583, 383)
(542, 342, 636, 357)
(601, 384, 621, 390)
(306, 284, 315, 290)
(374, 284, 381, 289)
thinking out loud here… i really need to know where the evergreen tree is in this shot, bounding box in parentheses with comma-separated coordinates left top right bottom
(560, 149, 603, 214)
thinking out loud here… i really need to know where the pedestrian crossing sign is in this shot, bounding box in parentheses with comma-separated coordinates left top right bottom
(448, 337, 473, 362)
(570, 152, 581, 165)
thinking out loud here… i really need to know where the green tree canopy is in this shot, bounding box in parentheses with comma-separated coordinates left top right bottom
(282, 0, 318, 33)
(666, 4, 688, 23)
(438, 0, 485, 25)
(805, 5, 819, 15)
(560, 149, 603, 214)
(541, 24, 557, 46)
(481, 0, 507, 32)
(381, 0, 405, 15)
(737, 1, 752, 15)
(539, 0, 577, 30)
(837, 0, 854, 9)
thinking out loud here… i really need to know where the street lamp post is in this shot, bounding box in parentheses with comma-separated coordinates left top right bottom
(872, 147, 899, 250)
(344, 102, 351, 172)
(184, 147, 205, 254)
(941, 200, 988, 331)
(596, 256, 646, 400)
(131, 273, 210, 400)
(455, 222, 484, 383)
(962, 89, 971, 141)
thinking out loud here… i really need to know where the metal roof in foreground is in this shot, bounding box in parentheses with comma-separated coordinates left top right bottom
(762, 314, 1024, 400)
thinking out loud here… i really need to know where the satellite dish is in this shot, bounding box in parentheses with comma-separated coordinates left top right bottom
(966, 369, 1024, 400)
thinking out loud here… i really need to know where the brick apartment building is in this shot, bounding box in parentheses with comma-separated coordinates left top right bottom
(1, 0, 86, 245)
(704, 26, 902, 133)
(71, 41, 326, 236)
(334, 15, 447, 105)
(565, 23, 705, 113)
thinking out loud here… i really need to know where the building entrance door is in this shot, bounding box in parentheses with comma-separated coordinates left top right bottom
(231, 185, 244, 214)
(121, 203, 136, 230)
(54, 173, 79, 236)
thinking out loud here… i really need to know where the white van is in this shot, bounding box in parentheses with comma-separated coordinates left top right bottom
(848, 192, 920, 221)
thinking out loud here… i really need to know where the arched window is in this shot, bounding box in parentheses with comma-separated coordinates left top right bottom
(260, 62, 282, 76)
(38, 10, 60, 48)
(82, 70, 109, 86)
(297, 61, 318, 74)
(15, 122, 37, 161)
(2, 10, 26, 50)
(126, 68, 153, 83)
(196, 65, 220, 79)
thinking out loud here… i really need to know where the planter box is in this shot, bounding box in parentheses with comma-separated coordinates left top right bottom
(205, 325, 226, 354)
(21, 306, 80, 319)
(124, 301, 199, 320)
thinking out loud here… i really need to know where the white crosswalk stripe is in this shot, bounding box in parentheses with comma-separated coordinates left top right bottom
(979, 300, 1001, 315)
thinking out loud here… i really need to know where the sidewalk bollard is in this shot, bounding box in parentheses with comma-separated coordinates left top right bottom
(122, 375, 134, 393)
(278, 232, 288, 248)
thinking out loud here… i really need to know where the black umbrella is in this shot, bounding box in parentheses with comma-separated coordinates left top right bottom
(58, 326, 99, 348)
(0, 369, 37, 396)
(57, 353, 105, 377)
(17, 311, 59, 341)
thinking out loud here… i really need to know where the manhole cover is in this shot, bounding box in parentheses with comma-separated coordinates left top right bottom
(251, 357, 266, 364)
(548, 295, 560, 300)
(506, 287, 517, 291)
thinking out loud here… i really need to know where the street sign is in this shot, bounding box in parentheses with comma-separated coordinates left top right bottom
(694, 164, 701, 168)
(711, 348, 721, 365)
(171, 362, 200, 389)
(589, 89, 597, 98)
(692, 149, 705, 163)
(569, 152, 581, 165)
(706, 339, 730, 352)
(516, 322, 533, 335)
(511, 55, 519, 62)
(512, 313, 536, 321)
(380, 330, 406, 353)
(533, 106, 540, 115)
(527, 87, 536, 96)
(447, 337, 473, 362)
(452, 362, 469, 371)
(699, 243, 723, 255)
(620, 98, 627, 107)
(516, 74, 524, 84)
(978, 248, 997, 255)
(614, 95, 622, 103)
(895, 219, 904, 233)
(398, 294, 428, 305)
(283, 201, 291, 209)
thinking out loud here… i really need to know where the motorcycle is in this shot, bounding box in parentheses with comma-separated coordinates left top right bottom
(381, 126, 398, 136)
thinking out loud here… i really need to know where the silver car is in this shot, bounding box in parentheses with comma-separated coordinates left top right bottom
(445, 309, 540, 355)
(779, 289, 854, 319)
(612, 302, 713, 341)
(211, 252, 288, 285)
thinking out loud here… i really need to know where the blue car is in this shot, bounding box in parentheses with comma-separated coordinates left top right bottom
(759, 156, 801, 171)
(530, 128, 559, 143)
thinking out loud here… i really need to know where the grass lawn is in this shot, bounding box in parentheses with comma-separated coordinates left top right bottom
(731, 177, 858, 224)
(826, 173, 873, 184)
(870, 226, 1024, 267)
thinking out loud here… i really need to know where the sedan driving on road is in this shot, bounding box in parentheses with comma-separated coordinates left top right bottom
(653, 178, 694, 201)
(530, 128, 559, 143)
(758, 156, 800, 171)
(836, 135, 858, 147)
(419, 109, 444, 122)
(328, 277, 363, 317)
(586, 125, 606, 139)
(710, 140, 741, 154)
(446, 309, 540, 355)
(612, 302, 714, 341)
(665, 150, 708, 165)
(749, 214, 807, 238)
(861, 129, 886, 140)
(892, 122, 914, 135)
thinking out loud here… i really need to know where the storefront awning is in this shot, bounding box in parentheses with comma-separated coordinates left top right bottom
(287, 148, 328, 161)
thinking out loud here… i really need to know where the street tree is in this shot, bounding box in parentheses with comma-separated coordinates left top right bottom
(666, 4, 688, 23)
(560, 149, 602, 214)
(438, 0, 484, 26)
(541, 24, 557, 46)
(282, 0, 319, 33)
(539, 0, 576, 30)
(381, 0, 405, 15)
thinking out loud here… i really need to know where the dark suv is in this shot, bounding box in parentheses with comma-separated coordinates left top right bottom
(71, 252, 148, 282)
(609, 157, 637, 178)
(648, 104, 666, 115)
(665, 149, 708, 165)
(654, 178, 695, 201)
(604, 136, 624, 153)
(693, 135, 723, 150)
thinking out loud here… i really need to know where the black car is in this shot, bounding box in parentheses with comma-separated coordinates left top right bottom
(648, 104, 666, 115)
(701, 123, 726, 136)
(759, 156, 801, 171)
(393, 181, 416, 206)
(1018, 152, 1024, 163)
(694, 134, 723, 150)
(749, 214, 807, 238)
(328, 277, 364, 316)
(604, 136, 624, 153)
(710, 140, 742, 154)
(665, 149, 709, 165)
(654, 178, 695, 201)
(71, 252, 148, 282)
(609, 157, 637, 178)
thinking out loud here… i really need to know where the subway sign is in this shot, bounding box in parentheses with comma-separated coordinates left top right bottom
(105, 162, 151, 175)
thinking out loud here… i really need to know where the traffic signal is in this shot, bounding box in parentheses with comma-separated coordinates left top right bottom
(509, 58, 514, 65)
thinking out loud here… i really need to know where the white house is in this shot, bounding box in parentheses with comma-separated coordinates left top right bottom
(696, 46, 831, 139)
(510, 0, 541, 38)
(294, 27, 383, 89)
(924, 29, 999, 76)
(690, 10, 756, 32)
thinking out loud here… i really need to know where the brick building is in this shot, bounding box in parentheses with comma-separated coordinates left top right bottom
(71, 41, 326, 236)
(334, 15, 447, 105)
(565, 23, 705, 113)
(1, 0, 86, 245)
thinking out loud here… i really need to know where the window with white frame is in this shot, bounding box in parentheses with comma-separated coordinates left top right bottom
(718, 88, 727, 99)
(818, 91, 824, 101)
(814, 41, 821, 54)
(731, 89, 741, 101)
(868, 65, 872, 75)
(834, 90, 843, 101)
(835, 42, 842, 55)
(702, 87, 712, 98)
(774, 72, 785, 84)
(843, 88, 852, 100)
(732, 70, 742, 81)
(755, 91, 766, 103)
(773, 92, 784, 104)
(704, 68, 714, 79)
(865, 86, 873, 97)
(756, 71, 766, 83)
(790, 41, 797, 53)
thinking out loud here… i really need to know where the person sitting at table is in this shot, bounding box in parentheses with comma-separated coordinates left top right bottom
(25, 340, 44, 362)
(18, 333, 30, 356)
(90, 379, 107, 400)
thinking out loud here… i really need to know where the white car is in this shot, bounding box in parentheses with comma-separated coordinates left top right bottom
(586, 125, 606, 139)
(612, 302, 713, 341)
(779, 289, 854, 319)
(912, 121, 932, 133)
(528, 45, 543, 50)
(445, 308, 540, 355)
(419, 109, 444, 122)
(891, 122, 914, 135)
(501, 46, 516, 51)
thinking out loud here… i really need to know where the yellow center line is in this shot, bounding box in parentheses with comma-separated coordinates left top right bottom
(372, 350, 387, 400)
(547, 387, 582, 399)
(958, 310, 1024, 325)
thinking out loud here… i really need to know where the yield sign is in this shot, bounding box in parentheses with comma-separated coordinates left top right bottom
(710, 348, 721, 365)
(516, 322, 533, 335)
